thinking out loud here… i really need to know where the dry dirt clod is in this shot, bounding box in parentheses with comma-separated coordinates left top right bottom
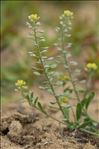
(13, 112, 38, 124)
(1, 116, 14, 134)
(1, 108, 99, 149)
(83, 142, 97, 149)
(8, 120, 22, 137)
(1, 136, 23, 149)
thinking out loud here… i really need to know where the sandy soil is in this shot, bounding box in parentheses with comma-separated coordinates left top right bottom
(1, 111, 99, 149)
(1, 85, 99, 149)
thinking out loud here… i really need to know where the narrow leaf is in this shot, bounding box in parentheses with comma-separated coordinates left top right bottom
(85, 92, 95, 109)
(81, 92, 95, 110)
(33, 97, 38, 106)
(33, 71, 40, 76)
(76, 103, 82, 121)
(38, 102, 45, 113)
(62, 106, 70, 119)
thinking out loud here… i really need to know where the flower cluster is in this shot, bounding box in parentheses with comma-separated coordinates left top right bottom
(64, 10, 73, 17)
(58, 74, 70, 81)
(59, 96, 68, 104)
(15, 80, 27, 90)
(28, 14, 40, 22)
(86, 63, 98, 71)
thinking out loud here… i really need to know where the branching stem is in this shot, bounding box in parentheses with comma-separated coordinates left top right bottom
(35, 106, 66, 125)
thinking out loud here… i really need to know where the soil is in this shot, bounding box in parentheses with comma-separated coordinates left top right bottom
(1, 77, 99, 149)
(1, 88, 99, 149)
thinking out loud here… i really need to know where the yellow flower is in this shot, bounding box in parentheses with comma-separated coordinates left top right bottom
(86, 63, 98, 71)
(64, 10, 73, 17)
(59, 96, 68, 104)
(58, 74, 70, 81)
(28, 14, 40, 22)
(15, 80, 26, 89)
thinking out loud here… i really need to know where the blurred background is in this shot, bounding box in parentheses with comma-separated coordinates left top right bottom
(1, 1, 99, 104)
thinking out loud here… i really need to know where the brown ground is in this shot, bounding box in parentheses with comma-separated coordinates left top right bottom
(1, 111, 99, 149)
(1, 85, 99, 149)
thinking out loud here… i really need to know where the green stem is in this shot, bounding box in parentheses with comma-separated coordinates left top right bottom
(61, 28, 80, 103)
(80, 128, 99, 137)
(60, 27, 80, 122)
(34, 105, 66, 125)
(83, 72, 94, 115)
(33, 26, 67, 121)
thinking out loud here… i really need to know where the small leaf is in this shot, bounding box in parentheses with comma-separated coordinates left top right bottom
(28, 92, 33, 102)
(81, 92, 95, 110)
(33, 97, 38, 106)
(42, 56, 47, 59)
(78, 121, 91, 129)
(39, 86, 45, 90)
(47, 88, 53, 94)
(64, 64, 68, 69)
(76, 103, 82, 121)
(50, 101, 56, 105)
(64, 88, 72, 93)
(85, 92, 95, 109)
(70, 61, 78, 66)
(47, 57, 54, 61)
(41, 50, 47, 53)
(30, 92, 33, 98)
(32, 66, 39, 71)
(38, 102, 45, 113)
(62, 105, 70, 119)
(50, 64, 57, 69)
(33, 71, 40, 76)
(78, 89, 86, 93)
(44, 64, 49, 68)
